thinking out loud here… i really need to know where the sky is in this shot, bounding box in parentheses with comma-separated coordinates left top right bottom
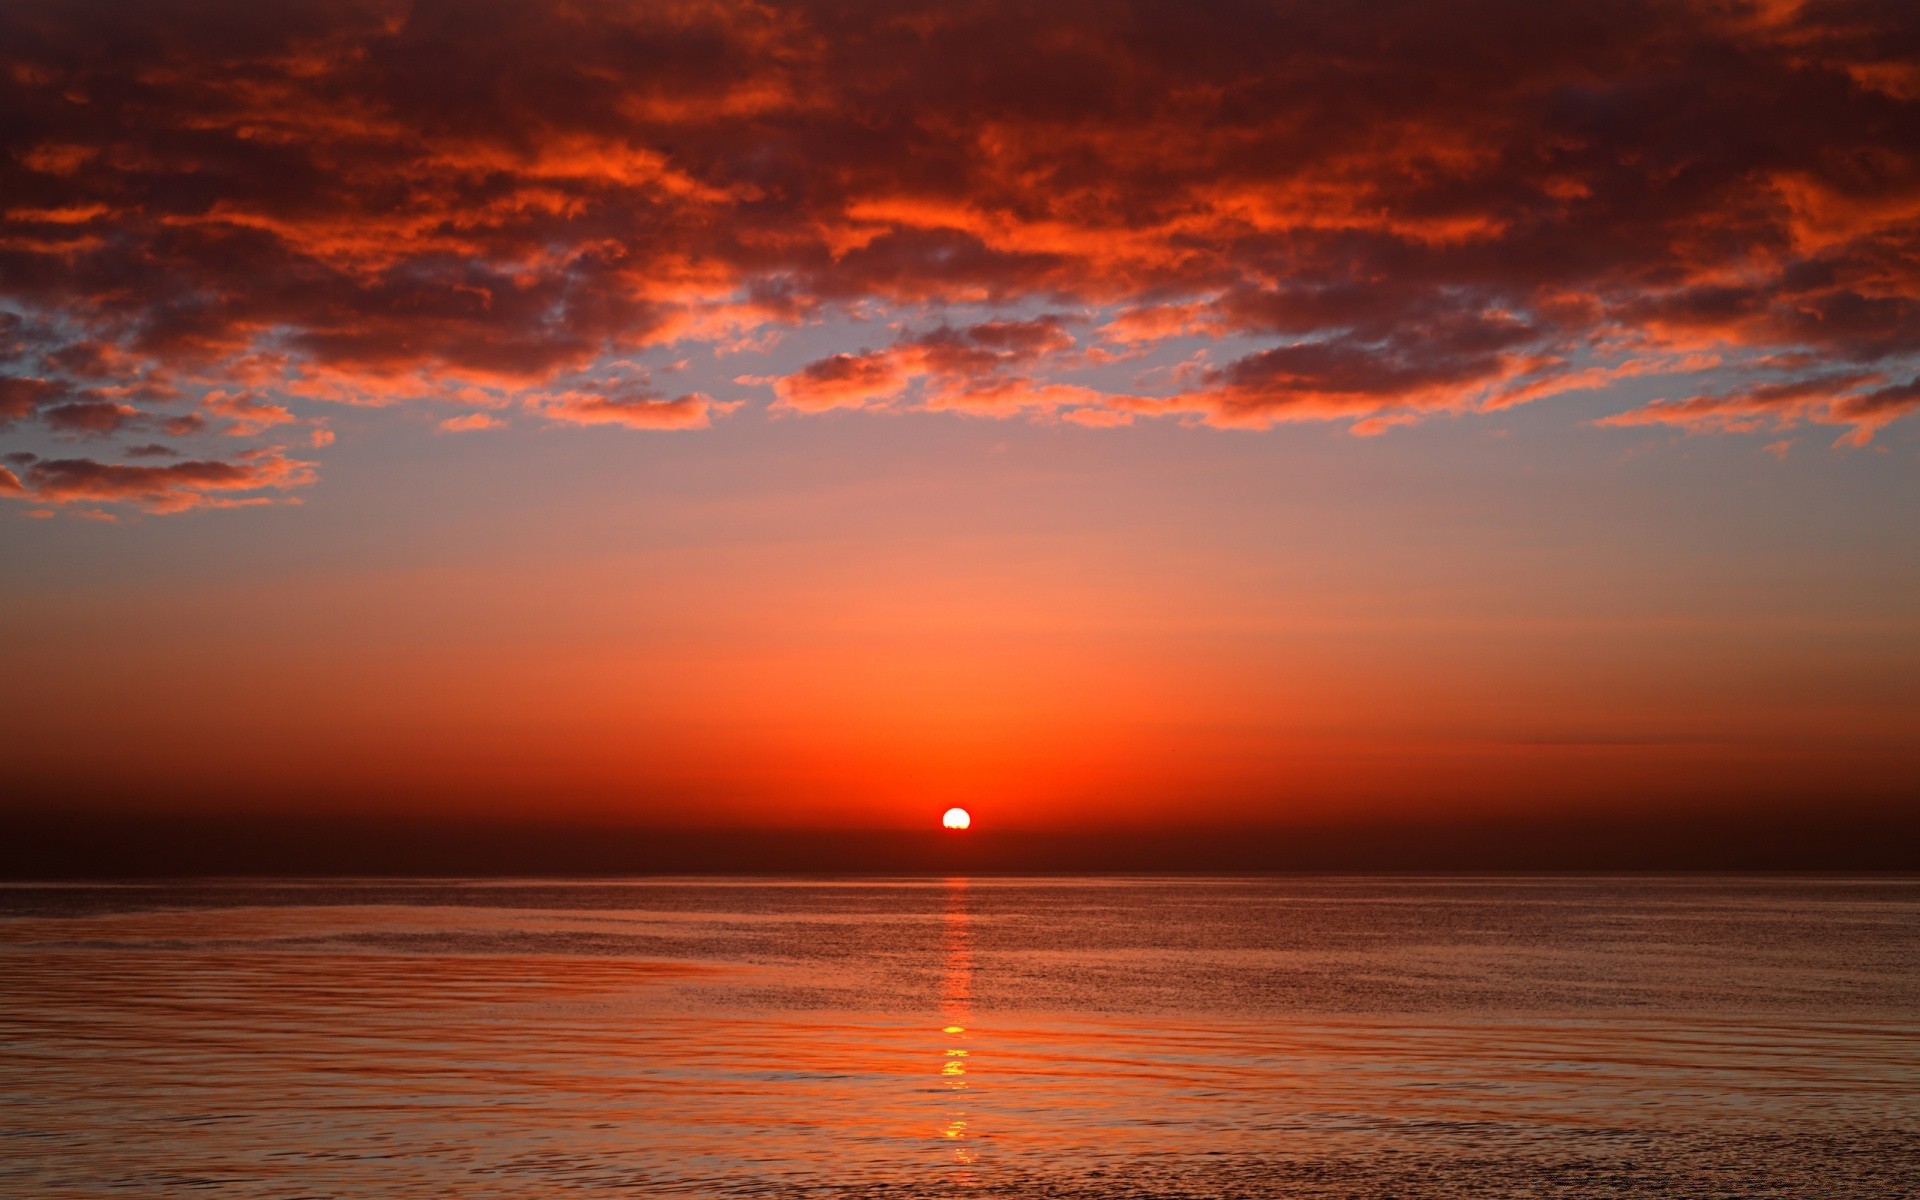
(1, 0, 1917, 859)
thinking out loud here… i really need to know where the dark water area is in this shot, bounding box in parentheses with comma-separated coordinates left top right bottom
(2, 877, 1916, 1197)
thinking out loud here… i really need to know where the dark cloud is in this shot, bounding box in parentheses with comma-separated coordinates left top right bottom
(2, 0, 1918, 508)
(0, 314, 31, 364)
(0, 376, 68, 426)
(773, 316, 1084, 412)
(46, 341, 118, 378)
(1839, 376, 1920, 420)
(40, 399, 142, 436)
(1204, 306, 1545, 415)
(1604, 370, 1920, 445)
(6, 450, 315, 513)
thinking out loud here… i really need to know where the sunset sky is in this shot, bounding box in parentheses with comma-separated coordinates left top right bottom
(2, 0, 1916, 852)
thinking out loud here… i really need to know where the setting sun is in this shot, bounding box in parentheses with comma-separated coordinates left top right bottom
(942, 808, 971, 831)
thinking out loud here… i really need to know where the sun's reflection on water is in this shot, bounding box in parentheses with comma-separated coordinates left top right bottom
(3, 880, 1917, 1196)
(938, 877, 977, 1174)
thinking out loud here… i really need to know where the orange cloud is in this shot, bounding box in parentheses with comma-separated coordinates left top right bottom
(530, 390, 731, 430)
(203, 392, 299, 437)
(439, 412, 505, 433)
(772, 352, 912, 412)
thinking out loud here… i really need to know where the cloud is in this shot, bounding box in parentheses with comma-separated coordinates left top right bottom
(39, 399, 141, 436)
(1, 448, 317, 513)
(439, 412, 505, 433)
(2, 0, 1918, 508)
(771, 317, 1081, 412)
(531, 390, 730, 430)
(0, 376, 67, 426)
(203, 392, 299, 437)
(772, 351, 913, 412)
(1600, 373, 1920, 445)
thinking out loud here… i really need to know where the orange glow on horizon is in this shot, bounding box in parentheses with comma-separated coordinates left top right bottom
(1, 0, 1916, 860)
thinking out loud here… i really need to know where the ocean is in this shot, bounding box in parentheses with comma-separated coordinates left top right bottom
(2, 877, 1916, 1197)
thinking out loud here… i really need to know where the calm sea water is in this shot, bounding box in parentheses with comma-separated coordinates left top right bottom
(1, 877, 1916, 1198)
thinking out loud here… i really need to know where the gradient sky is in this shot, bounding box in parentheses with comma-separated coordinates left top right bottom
(2, 0, 1916, 835)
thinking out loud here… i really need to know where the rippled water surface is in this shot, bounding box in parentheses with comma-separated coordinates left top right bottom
(2, 877, 1917, 1198)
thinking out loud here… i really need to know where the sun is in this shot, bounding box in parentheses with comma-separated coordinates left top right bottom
(941, 807, 971, 831)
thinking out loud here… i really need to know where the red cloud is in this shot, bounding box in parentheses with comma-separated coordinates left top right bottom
(2, 0, 1918, 503)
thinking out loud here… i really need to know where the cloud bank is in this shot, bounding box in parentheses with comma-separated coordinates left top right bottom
(3, 0, 1918, 510)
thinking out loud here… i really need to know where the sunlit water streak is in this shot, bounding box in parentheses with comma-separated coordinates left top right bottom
(1, 877, 1916, 1197)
